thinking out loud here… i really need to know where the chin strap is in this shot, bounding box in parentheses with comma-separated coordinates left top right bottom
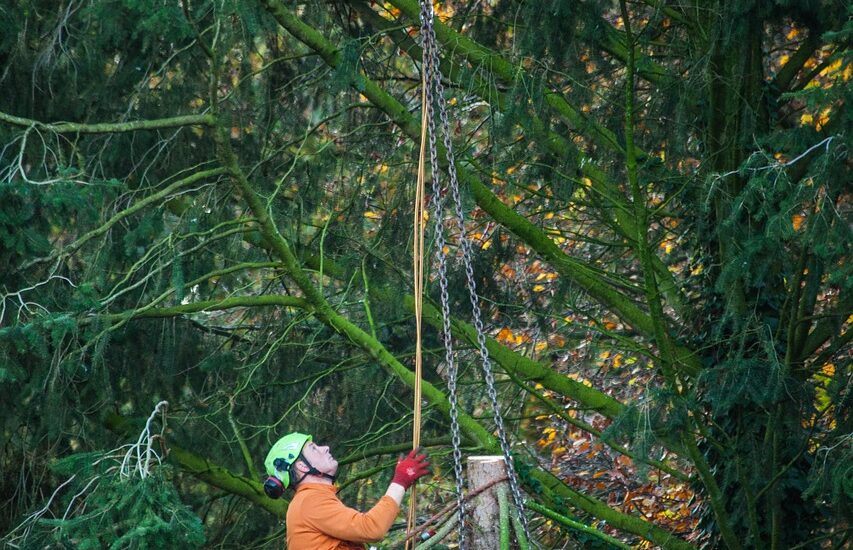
(295, 455, 337, 484)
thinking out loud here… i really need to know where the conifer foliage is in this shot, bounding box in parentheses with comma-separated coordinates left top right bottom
(5, 403, 205, 549)
(0, 0, 850, 548)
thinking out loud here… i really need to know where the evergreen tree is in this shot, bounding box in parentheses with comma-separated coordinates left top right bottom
(1, 0, 849, 548)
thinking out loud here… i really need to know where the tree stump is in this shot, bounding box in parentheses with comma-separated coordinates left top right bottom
(467, 456, 507, 550)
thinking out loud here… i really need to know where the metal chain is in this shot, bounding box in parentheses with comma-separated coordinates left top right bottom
(419, 4, 466, 549)
(419, 1, 535, 546)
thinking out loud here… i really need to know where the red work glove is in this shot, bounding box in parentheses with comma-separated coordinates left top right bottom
(392, 448, 431, 489)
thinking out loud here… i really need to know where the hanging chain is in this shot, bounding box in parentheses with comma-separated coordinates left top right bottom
(419, 0, 534, 546)
(419, 3, 467, 549)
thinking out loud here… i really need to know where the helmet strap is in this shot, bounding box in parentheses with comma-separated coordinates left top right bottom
(293, 454, 337, 484)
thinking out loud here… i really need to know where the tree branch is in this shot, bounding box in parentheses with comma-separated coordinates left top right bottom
(103, 412, 288, 517)
(348, 0, 688, 320)
(99, 295, 311, 323)
(0, 110, 215, 134)
(211, 115, 500, 449)
(18, 167, 228, 271)
(261, 0, 700, 376)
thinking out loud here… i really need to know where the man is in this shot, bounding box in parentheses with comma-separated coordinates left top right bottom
(263, 432, 430, 549)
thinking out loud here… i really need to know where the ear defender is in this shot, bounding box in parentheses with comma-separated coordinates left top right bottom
(263, 476, 284, 499)
(263, 457, 292, 499)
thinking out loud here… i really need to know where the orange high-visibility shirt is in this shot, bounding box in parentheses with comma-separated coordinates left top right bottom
(286, 483, 399, 550)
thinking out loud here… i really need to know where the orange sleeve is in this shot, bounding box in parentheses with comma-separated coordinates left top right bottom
(301, 493, 400, 543)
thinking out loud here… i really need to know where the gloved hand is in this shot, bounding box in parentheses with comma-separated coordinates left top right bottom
(392, 448, 430, 489)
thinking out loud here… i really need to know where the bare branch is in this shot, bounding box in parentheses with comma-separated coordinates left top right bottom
(0, 110, 215, 134)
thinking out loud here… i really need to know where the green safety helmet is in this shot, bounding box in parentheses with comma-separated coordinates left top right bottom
(263, 432, 312, 497)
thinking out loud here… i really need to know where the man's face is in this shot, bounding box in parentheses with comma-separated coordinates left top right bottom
(300, 441, 338, 476)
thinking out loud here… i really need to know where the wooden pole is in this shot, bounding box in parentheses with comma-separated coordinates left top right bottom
(467, 456, 508, 550)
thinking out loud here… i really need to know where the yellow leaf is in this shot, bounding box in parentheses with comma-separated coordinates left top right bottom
(382, 4, 401, 17)
(816, 107, 831, 131)
(792, 214, 806, 231)
(786, 28, 799, 40)
(820, 58, 843, 77)
(532, 284, 546, 292)
(800, 113, 814, 125)
(534, 341, 548, 352)
(434, 2, 455, 20)
(364, 211, 382, 220)
(496, 327, 515, 344)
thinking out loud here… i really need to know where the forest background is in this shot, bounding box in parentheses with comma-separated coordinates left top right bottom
(0, 0, 850, 548)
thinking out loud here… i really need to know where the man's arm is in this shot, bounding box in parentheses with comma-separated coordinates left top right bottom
(303, 449, 431, 542)
(384, 483, 405, 505)
(303, 492, 401, 542)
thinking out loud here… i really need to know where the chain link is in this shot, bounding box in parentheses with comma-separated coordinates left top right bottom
(419, 1, 535, 546)
(419, 4, 466, 549)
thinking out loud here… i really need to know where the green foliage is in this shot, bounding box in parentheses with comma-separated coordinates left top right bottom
(83, 0, 194, 51)
(332, 39, 365, 93)
(11, 453, 204, 550)
(1, 0, 850, 548)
